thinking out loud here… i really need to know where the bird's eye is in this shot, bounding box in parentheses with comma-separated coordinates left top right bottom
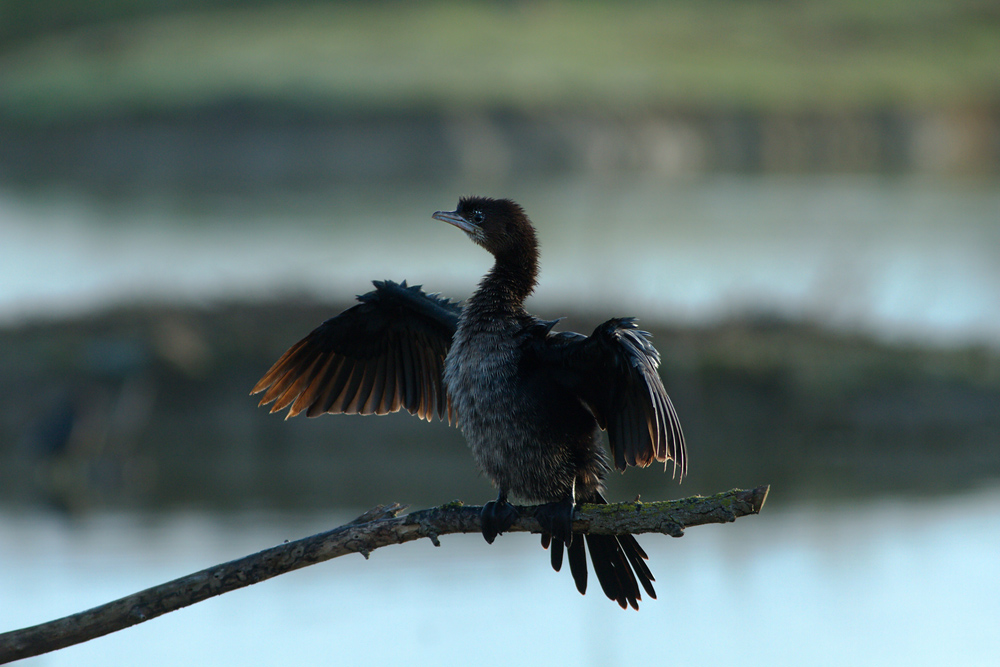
(472, 211, 485, 223)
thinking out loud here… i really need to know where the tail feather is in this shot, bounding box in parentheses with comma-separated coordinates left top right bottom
(539, 493, 657, 609)
(586, 533, 637, 609)
(567, 538, 588, 595)
(619, 533, 657, 599)
(542, 533, 565, 572)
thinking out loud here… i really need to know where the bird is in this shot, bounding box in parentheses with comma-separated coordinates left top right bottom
(251, 196, 686, 609)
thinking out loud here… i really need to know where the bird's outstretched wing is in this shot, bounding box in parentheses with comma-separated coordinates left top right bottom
(252, 280, 461, 422)
(530, 318, 686, 478)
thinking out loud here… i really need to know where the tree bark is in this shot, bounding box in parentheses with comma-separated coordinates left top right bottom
(0, 485, 768, 664)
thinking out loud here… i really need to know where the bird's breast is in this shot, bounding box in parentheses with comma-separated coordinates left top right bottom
(444, 321, 534, 445)
(444, 325, 521, 418)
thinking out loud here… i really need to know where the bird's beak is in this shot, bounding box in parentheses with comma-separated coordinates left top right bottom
(432, 210, 478, 234)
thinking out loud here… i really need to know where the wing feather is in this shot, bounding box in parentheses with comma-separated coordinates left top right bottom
(531, 317, 686, 478)
(252, 280, 461, 423)
(320, 357, 354, 414)
(366, 352, 388, 415)
(306, 356, 345, 418)
(386, 340, 403, 412)
(348, 359, 378, 414)
(326, 361, 358, 414)
(399, 334, 419, 414)
(288, 355, 334, 418)
(270, 354, 322, 415)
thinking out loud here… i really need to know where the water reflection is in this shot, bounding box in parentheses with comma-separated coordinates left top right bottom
(1, 176, 998, 346)
(3, 488, 998, 666)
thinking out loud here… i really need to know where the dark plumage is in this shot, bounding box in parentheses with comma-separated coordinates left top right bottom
(252, 196, 686, 609)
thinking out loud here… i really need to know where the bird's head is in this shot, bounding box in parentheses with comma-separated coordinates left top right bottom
(432, 196, 537, 261)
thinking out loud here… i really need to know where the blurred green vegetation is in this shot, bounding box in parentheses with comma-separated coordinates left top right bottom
(2, 0, 999, 123)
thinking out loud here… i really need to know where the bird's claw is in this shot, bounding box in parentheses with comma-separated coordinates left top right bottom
(481, 498, 518, 544)
(536, 499, 576, 547)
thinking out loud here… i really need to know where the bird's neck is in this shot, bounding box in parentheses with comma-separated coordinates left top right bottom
(468, 248, 539, 317)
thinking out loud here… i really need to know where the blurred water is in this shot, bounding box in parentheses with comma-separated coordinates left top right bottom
(1, 175, 998, 347)
(2, 488, 998, 667)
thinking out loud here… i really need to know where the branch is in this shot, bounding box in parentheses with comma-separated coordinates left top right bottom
(0, 485, 768, 664)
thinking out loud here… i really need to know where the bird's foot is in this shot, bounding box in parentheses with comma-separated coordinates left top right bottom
(481, 496, 519, 544)
(535, 499, 576, 547)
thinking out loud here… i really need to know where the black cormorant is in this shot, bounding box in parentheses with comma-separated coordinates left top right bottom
(252, 196, 686, 609)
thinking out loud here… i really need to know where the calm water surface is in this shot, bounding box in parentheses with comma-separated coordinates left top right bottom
(2, 175, 998, 346)
(2, 488, 998, 666)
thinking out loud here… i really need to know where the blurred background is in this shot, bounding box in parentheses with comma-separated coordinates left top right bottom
(1, 1, 998, 665)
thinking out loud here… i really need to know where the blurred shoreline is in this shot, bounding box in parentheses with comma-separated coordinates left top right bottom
(2, 104, 998, 197)
(2, 299, 997, 514)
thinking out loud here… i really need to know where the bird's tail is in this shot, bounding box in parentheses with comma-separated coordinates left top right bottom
(541, 493, 656, 610)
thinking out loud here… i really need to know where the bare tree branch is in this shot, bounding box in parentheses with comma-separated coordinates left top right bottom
(0, 485, 768, 664)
